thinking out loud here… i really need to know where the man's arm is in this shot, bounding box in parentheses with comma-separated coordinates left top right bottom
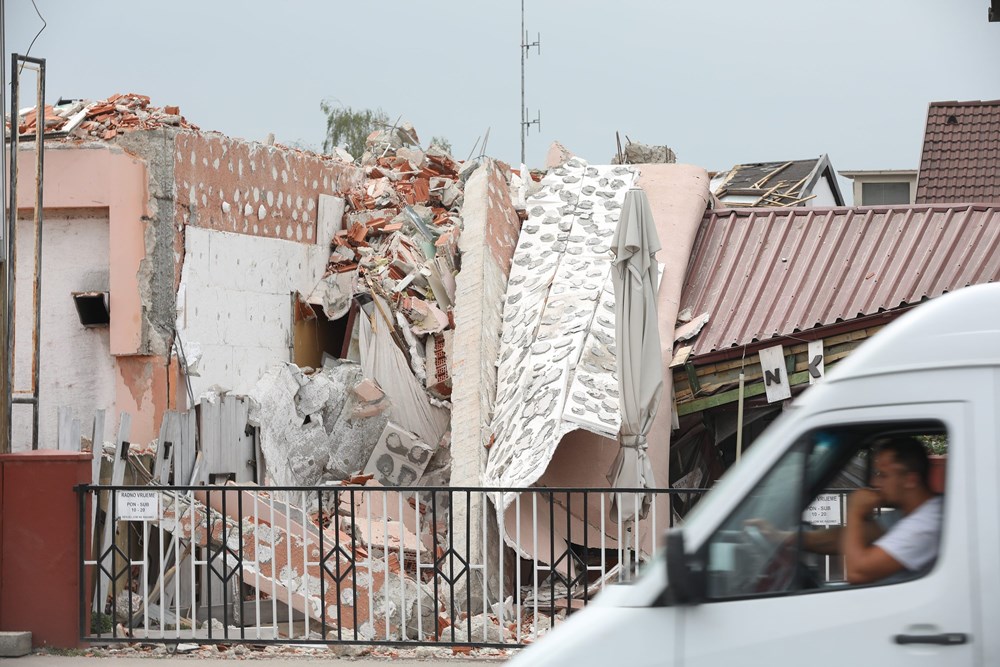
(842, 489, 904, 584)
(801, 527, 844, 554)
(801, 521, 884, 555)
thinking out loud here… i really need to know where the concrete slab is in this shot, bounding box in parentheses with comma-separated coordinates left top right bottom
(0, 631, 32, 657)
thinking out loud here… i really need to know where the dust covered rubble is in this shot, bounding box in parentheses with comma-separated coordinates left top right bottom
(257, 121, 520, 491)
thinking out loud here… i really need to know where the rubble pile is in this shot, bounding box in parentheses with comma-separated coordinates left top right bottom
(88, 417, 490, 647)
(11, 93, 199, 140)
(611, 139, 676, 165)
(314, 122, 485, 486)
(330, 121, 466, 306)
(248, 361, 390, 490)
(153, 486, 439, 641)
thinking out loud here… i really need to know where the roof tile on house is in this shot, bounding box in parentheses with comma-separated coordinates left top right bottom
(679, 204, 1000, 359)
(915, 100, 1000, 204)
(713, 154, 845, 207)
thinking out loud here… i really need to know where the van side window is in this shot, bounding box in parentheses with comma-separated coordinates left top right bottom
(703, 422, 946, 600)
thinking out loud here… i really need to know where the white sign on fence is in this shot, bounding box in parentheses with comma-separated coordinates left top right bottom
(803, 493, 841, 525)
(116, 490, 159, 521)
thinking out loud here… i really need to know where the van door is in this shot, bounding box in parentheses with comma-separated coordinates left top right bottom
(682, 403, 975, 666)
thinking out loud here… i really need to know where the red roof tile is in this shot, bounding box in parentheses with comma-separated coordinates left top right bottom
(679, 204, 1000, 359)
(915, 100, 1000, 203)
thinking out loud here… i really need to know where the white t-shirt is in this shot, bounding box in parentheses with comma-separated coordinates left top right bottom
(874, 496, 943, 572)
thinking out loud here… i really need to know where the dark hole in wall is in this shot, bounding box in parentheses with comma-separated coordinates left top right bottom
(73, 291, 110, 327)
(292, 299, 354, 369)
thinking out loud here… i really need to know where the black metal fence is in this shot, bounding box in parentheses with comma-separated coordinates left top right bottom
(77, 484, 709, 648)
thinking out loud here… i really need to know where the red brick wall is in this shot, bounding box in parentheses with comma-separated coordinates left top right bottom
(483, 161, 521, 274)
(172, 132, 365, 285)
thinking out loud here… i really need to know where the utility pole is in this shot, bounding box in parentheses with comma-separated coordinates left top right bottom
(520, 0, 541, 165)
(0, 0, 8, 454)
(3, 54, 47, 452)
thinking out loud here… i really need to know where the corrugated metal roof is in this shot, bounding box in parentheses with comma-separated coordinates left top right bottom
(915, 100, 1000, 204)
(679, 204, 1000, 358)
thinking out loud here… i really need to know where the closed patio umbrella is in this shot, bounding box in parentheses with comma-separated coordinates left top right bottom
(607, 188, 663, 524)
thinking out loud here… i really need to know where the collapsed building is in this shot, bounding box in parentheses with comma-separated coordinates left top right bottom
(11, 89, 1000, 648)
(6, 94, 528, 639)
(7, 95, 522, 497)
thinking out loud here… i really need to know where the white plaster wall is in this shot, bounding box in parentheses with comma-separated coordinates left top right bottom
(176, 226, 331, 400)
(12, 211, 116, 451)
(810, 177, 838, 206)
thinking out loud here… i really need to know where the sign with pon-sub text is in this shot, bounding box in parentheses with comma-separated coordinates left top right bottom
(804, 493, 842, 525)
(116, 490, 160, 521)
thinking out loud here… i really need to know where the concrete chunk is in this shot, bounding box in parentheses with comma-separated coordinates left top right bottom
(0, 631, 32, 657)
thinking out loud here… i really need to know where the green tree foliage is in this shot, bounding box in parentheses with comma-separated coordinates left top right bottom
(918, 434, 948, 455)
(320, 102, 389, 159)
(430, 135, 453, 154)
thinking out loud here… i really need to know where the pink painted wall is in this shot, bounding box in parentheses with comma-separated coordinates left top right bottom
(15, 135, 368, 448)
(17, 146, 148, 355)
(638, 163, 712, 491)
(15, 146, 162, 446)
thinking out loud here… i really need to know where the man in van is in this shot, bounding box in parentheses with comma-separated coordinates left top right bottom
(753, 437, 943, 585)
(803, 437, 943, 584)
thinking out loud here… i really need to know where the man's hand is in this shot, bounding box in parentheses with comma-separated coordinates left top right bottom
(847, 488, 880, 522)
(843, 488, 901, 584)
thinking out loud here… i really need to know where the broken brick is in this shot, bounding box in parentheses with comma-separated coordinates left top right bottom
(347, 222, 369, 243)
(353, 379, 385, 403)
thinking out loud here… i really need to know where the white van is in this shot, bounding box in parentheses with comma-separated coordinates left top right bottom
(510, 283, 1000, 666)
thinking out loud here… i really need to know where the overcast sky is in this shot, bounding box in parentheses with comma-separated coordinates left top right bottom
(6, 0, 999, 192)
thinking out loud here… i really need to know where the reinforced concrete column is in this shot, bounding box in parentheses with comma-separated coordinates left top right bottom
(449, 160, 521, 610)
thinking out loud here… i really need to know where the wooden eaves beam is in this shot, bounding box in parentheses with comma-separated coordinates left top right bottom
(676, 368, 818, 417)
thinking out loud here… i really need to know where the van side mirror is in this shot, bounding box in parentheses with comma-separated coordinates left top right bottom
(665, 530, 706, 605)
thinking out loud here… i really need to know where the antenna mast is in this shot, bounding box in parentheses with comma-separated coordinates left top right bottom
(520, 0, 541, 165)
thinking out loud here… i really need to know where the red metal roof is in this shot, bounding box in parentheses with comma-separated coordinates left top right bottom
(915, 100, 1000, 204)
(679, 204, 1000, 359)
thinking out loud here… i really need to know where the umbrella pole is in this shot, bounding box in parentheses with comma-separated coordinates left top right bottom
(624, 453, 639, 578)
(736, 371, 745, 463)
(624, 524, 633, 578)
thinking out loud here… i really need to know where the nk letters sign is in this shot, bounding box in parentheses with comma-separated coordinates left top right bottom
(116, 490, 159, 521)
(758, 345, 792, 403)
(808, 340, 825, 385)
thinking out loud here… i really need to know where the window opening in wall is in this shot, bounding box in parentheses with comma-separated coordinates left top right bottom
(292, 293, 356, 369)
(72, 291, 110, 327)
(861, 182, 910, 206)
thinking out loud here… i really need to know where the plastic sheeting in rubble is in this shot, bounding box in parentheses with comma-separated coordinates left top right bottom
(255, 122, 479, 490)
